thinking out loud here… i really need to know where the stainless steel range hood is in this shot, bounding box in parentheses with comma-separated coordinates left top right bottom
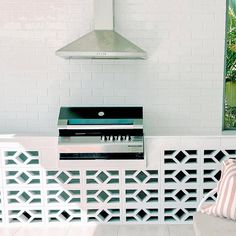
(56, 0, 147, 59)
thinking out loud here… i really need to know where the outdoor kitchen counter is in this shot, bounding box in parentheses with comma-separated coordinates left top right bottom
(0, 135, 155, 169)
(0, 135, 236, 170)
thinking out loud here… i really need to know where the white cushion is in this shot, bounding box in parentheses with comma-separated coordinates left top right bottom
(193, 212, 236, 236)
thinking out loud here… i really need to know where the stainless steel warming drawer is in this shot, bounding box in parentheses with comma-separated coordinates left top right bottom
(57, 107, 144, 160)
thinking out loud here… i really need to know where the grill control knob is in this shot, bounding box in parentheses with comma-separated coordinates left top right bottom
(101, 136, 105, 141)
(110, 136, 113, 141)
(126, 135, 129, 141)
(118, 136, 121, 141)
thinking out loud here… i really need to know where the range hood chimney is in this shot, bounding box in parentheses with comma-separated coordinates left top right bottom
(56, 0, 147, 59)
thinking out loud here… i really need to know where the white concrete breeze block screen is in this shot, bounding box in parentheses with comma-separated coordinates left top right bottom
(0, 136, 235, 224)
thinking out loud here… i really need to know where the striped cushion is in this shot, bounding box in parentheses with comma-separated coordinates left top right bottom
(200, 159, 236, 220)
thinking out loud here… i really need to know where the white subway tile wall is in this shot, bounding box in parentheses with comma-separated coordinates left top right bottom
(0, 0, 225, 135)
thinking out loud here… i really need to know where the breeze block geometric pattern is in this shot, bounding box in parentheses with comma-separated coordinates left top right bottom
(124, 170, 159, 223)
(0, 136, 236, 225)
(201, 149, 236, 203)
(162, 149, 199, 223)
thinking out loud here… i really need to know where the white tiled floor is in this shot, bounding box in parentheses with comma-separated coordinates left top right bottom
(0, 224, 195, 236)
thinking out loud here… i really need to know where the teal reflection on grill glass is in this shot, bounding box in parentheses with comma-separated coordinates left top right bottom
(68, 119, 133, 125)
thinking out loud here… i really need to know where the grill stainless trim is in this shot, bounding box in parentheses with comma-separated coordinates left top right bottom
(58, 136, 142, 143)
(58, 143, 143, 153)
(60, 152, 143, 160)
(58, 124, 143, 130)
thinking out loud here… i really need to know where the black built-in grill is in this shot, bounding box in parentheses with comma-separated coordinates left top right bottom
(57, 107, 144, 160)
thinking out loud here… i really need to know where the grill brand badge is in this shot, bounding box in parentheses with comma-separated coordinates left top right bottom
(98, 111, 105, 117)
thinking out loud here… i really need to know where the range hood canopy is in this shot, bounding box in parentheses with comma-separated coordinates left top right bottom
(56, 0, 147, 59)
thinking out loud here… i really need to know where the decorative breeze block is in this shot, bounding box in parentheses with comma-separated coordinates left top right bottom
(86, 170, 119, 184)
(87, 189, 120, 203)
(46, 171, 80, 185)
(47, 208, 81, 223)
(203, 150, 236, 164)
(164, 188, 197, 203)
(126, 207, 159, 222)
(125, 189, 158, 203)
(164, 169, 197, 184)
(8, 209, 43, 223)
(7, 190, 41, 205)
(4, 151, 39, 167)
(202, 169, 221, 184)
(164, 150, 198, 164)
(164, 207, 195, 223)
(47, 189, 81, 205)
(5, 170, 40, 185)
(87, 208, 120, 223)
(125, 170, 158, 184)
